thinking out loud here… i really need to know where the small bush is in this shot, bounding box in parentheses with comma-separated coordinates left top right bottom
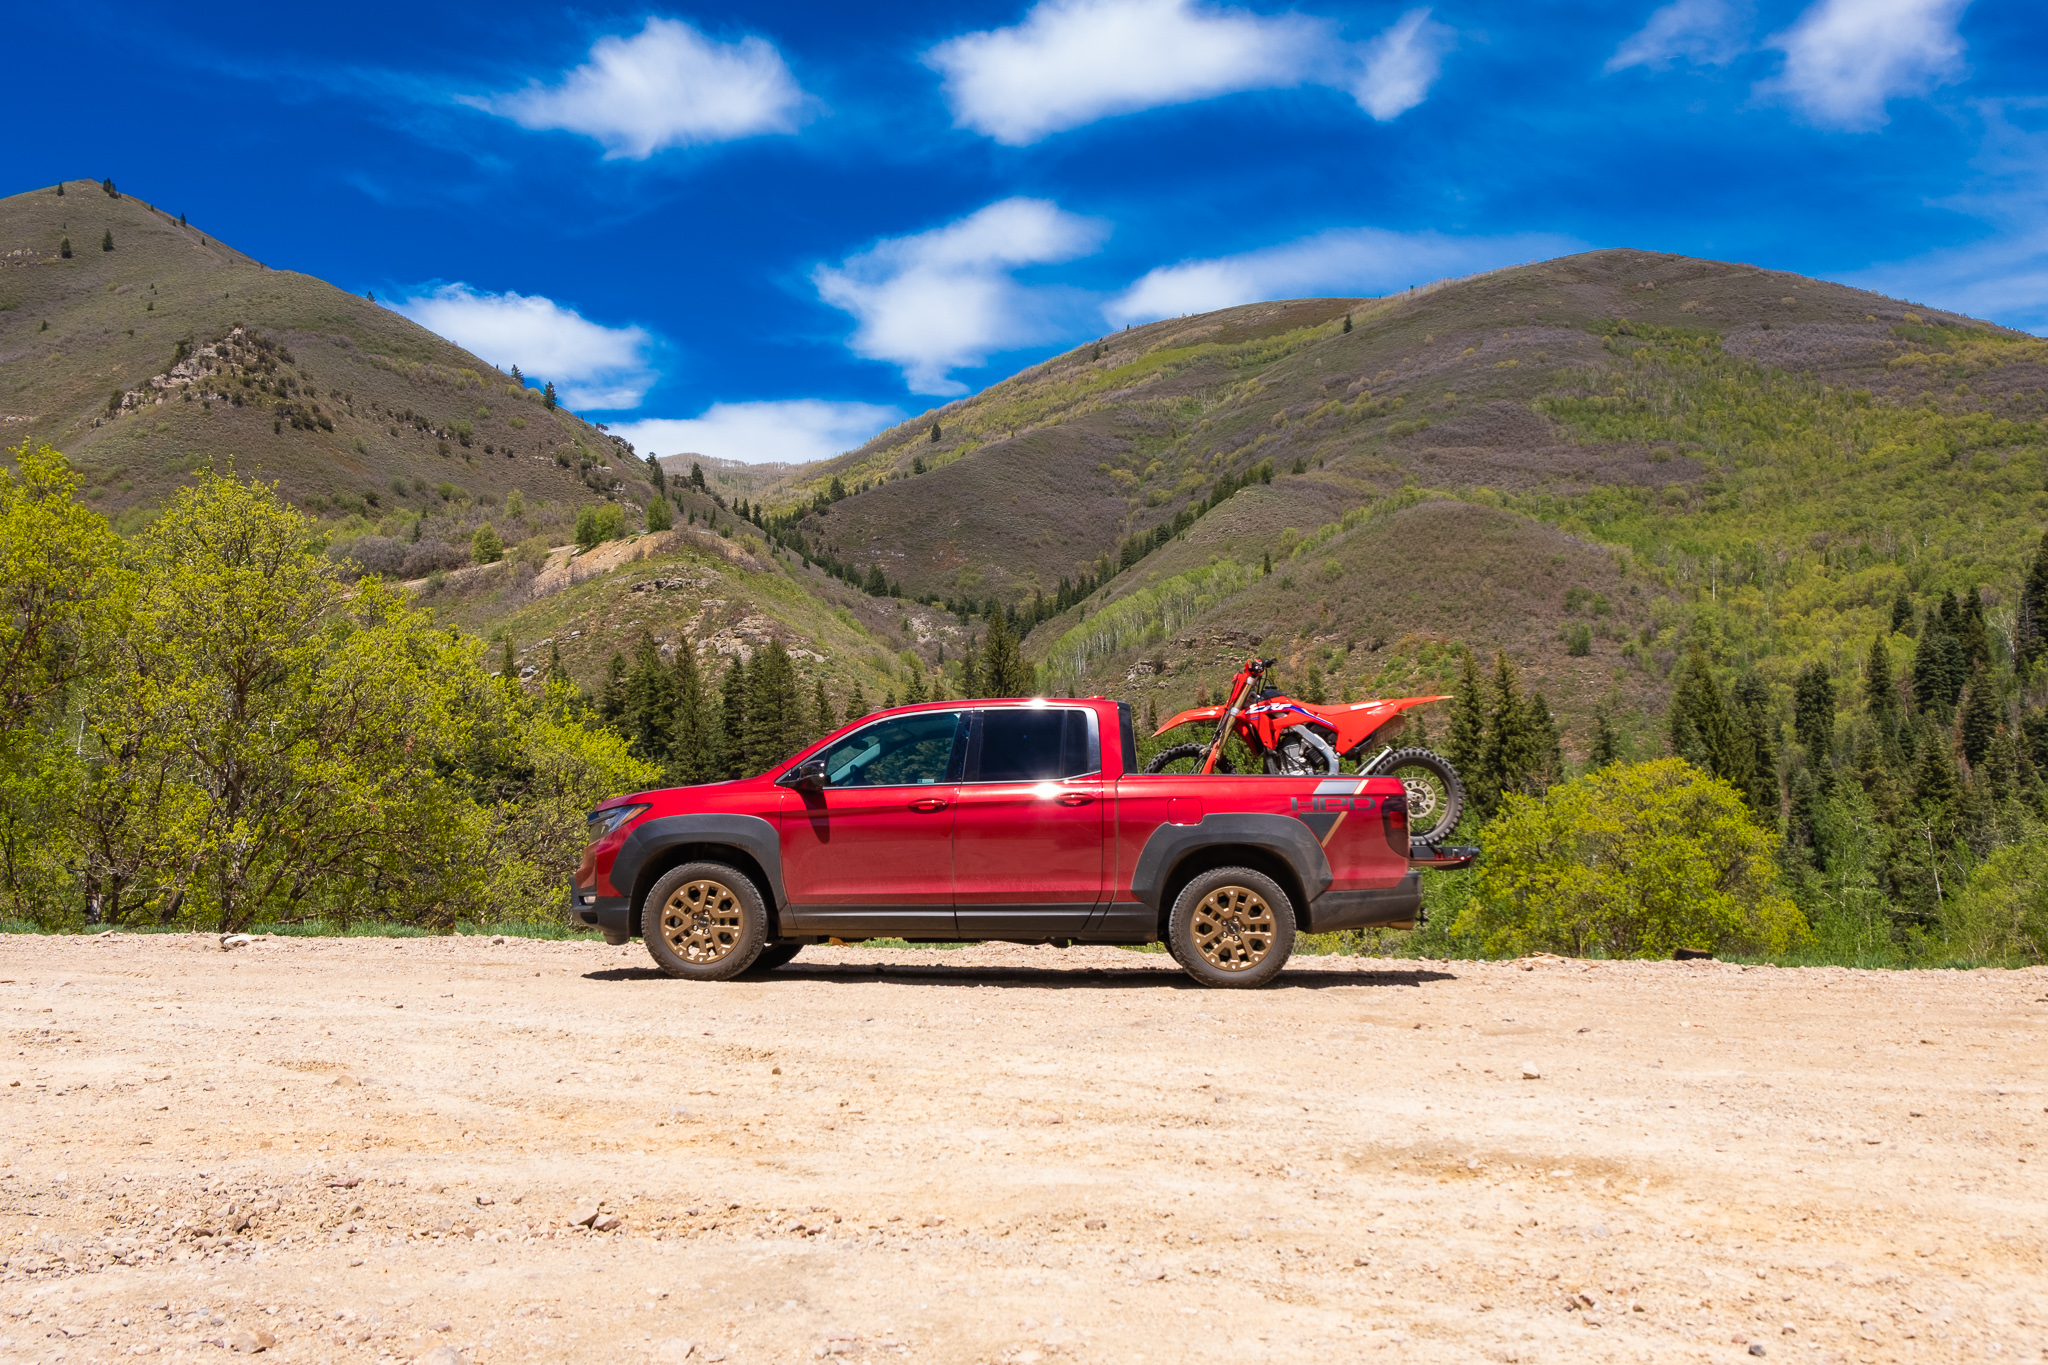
(1566, 623, 1593, 656)
(472, 523, 503, 565)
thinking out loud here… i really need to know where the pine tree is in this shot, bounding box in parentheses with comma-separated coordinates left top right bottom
(812, 680, 836, 737)
(1589, 711, 1619, 770)
(717, 658, 749, 778)
(668, 639, 712, 783)
(498, 636, 515, 679)
(1786, 766, 1830, 870)
(543, 381, 557, 411)
(1302, 665, 1326, 704)
(1668, 648, 1754, 802)
(1865, 634, 1898, 725)
(982, 610, 1033, 697)
(101, 230, 114, 253)
(903, 663, 928, 704)
(1474, 652, 1536, 817)
(864, 565, 887, 596)
(1342, 314, 1352, 333)
(54, 182, 63, 197)
(101, 178, 117, 198)
(545, 641, 571, 688)
(511, 365, 524, 385)
(1732, 670, 1778, 820)
(959, 633, 982, 698)
(1959, 669, 1999, 769)
(690, 461, 706, 490)
(744, 641, 804, 774)
(1910, 721, 1960, 832)
(930, 422, 941, 443)
(645, 451, 666, 493)
(1145, 695, 1159, 734)
(2018, 532, 2048, 669)
(598, 652, 629, 729)
(846, 680, 870, 719)
(1891, 589, 1914, 636)
(621, 633, 676, 763)
(1958, 586, 1989, 669)
(1525, 692, 1564, 795)
(59, 237, 71, 259)
(178, 211, 186, 226)
(1792, 661, 1835, 763)
(1445, 650, 1486, 781)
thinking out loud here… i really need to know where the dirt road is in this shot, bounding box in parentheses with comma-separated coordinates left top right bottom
(2, 933, 2043, 1364)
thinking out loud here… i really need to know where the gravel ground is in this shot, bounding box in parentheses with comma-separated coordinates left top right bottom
(2, 933, 2044, 1365)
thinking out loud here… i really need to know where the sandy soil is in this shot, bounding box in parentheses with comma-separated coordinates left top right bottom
(2, 934, 2044, 1365)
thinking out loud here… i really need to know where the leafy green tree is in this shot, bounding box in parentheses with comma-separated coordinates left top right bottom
(645, 496, 672, 532)
(471, 524, 503, 565)
(1946, 836, 2048, 963)
(1459, 759, 1808, 959)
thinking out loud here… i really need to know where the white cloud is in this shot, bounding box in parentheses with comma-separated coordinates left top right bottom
(1105, 226, 1585, 323)
(1605, 0, 1751, 73)
(813, 198, 1110, 394)
(464, 17, 807, 158)
(1757, 0, 1970, 131)
(1847, 99, 2048, 333)
(1354, 10, 1454, 120)
(609, 401, 903, 465)
(390, 283, 657, 410)
(926, 0, 1448, 144)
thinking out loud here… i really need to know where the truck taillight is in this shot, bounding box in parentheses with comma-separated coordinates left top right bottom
(1381, 792, 1408, 857)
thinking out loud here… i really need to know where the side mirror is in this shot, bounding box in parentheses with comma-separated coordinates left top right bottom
(777, 758, 828, 792)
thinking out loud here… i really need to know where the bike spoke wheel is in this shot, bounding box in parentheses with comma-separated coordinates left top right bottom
(1141, 742, 1236, 775)
(1363, 747, 1465, 846)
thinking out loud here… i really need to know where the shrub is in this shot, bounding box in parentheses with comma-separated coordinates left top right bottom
(101, 230, 114, 253)
(59, 237, 71, 259)
(1458, 758, 1807, 959)
(573, 503, 625, 550)
(1944, 839, 2048, 964)
(472, 524, 503, 565)
(645, 495, 672, 531)
(400, 540, 470, 577)
(1566, 623, 1593, 656)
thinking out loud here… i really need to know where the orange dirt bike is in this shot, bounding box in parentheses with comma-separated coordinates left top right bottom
(1142, 656, 1465, 845)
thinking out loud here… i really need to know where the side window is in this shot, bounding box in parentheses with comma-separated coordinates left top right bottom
(821, 711, 964, 787)
(972, 708, 1099, 783)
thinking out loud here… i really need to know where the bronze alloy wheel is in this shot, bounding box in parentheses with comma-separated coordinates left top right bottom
(1190, 883, 1276, 971)
(658, 878, 746, 964)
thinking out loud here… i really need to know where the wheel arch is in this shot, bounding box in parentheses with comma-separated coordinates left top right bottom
(1156, 845, 1308, 938)
(612, 814, 786, 939)
(1129, 814, 1331, 936)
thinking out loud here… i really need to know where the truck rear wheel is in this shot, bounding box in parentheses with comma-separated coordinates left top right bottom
(642, 862, 768, 981)
(1166, 867, 1295, 988)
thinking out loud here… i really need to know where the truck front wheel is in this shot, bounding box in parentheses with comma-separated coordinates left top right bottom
(642, 862, 768, 981)
(1166, 867, 1296, 988)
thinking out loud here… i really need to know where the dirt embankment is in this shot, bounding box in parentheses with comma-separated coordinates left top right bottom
(2, 935, 2043, 1364)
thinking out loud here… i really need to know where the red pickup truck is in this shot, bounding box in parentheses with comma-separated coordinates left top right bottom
(570, 696, 1474, 988)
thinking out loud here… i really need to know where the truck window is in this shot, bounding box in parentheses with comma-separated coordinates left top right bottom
(821, 711, 965, 787)
(970, 707, 1098, 782)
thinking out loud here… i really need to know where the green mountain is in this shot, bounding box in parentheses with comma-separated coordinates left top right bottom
(0, 179, 651, 524)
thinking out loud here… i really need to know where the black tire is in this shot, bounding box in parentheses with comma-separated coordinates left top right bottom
(641, 862, 768, 981)
(1141, 742, 1237, 775)
(1165, 866, 1296, 989)
(745, 943, 803, 973)
(1362, 747, 1464, 846)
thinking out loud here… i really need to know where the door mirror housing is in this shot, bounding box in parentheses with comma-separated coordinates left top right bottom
(777, 757, 828, 792)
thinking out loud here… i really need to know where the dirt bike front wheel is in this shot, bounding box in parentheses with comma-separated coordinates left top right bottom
(1361, 747, 1464, 846)
(1141, 742, 1238, 775)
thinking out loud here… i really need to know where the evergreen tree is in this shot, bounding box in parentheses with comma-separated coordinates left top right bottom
(1911, 622, 1967, 721)
(498, 636, 515, 679)
(1731, 670, 1779, 820)
(668, 640, 712, 784)
(959, 633, 982, 698)
(1589, 711, 1619, 770)
(1959, 669, 1999, 769)
(717, 658, 749, 778)
(1145, 695, 1159, 735)
(55, 182, 62, 196)
(2018, 532, 2048, 669)
(1792, 661, 1835, 763)
(1445, 650, 1486, 781)
(597, 652, 629, 729)
(620, 633, 676, 763)
(743, 641, 804, 774)
(1865, 634, 1898, 725)
(1525, 692, 1565, 795)
(812, 680, 836, 737)
(1891, 589, 1913, 636)
(545, 640, 571, 688)
(1958, 586, 1989, 669)
(1342, 314, 1353, 333)
(510, 364, 524, 385)
(1910, 721, 1960, 834)
(543, 381, 557, 411)
(100, 230, 114, 253)
(59, 237, 71, 259)
(846, 679, 870, 719)
(982, 610, 1034, 696)
(930, 422, 941, 443)
(863, 565, 887, 595)
(1475, 652, 1536, 816)
(903, 663, 928, 705)
(1302, 665, 1326, 704)
(101, 177, 117, 198)
(1786, 766, 1829, 870)
(1668, 648, 1754, 803)
(690, 461, 706, 490)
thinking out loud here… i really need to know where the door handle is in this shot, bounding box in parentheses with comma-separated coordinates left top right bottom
(1056, 792, 1095, 806)
(909, 797, 948, 812)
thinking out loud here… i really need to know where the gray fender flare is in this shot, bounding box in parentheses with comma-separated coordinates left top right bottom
(611, 814, 786, 910)
(1128, 813, 1333, 911)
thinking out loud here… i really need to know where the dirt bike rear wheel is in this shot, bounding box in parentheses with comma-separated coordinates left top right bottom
(1361, 747, 1464, 846)
(1141, 742, 1237, 775)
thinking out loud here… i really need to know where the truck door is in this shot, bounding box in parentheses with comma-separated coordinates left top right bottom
(951, 706, 1105, 937)
(778, 709, 966, 939)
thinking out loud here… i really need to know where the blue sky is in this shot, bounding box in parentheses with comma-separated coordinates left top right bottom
(15, 0, 2046, 462)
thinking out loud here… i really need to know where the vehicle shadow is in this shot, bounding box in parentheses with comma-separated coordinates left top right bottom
(581, 963, 1458, 990)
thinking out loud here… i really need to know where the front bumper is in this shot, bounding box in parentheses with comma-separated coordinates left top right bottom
(566, 884, 632, 944)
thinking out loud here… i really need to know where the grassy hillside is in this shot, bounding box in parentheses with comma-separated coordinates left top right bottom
(743, 250, 2044, 760)
(0, 179, 653, 526)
